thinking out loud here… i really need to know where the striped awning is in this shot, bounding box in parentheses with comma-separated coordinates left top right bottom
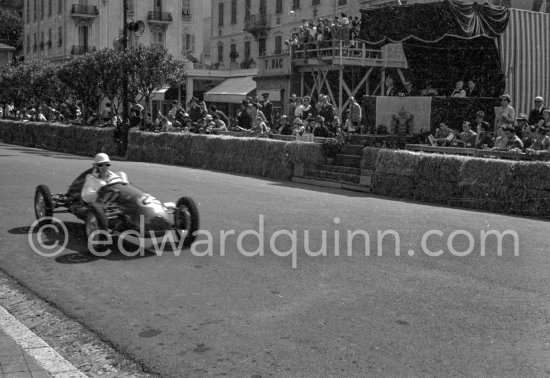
(500, 9, 550, 116)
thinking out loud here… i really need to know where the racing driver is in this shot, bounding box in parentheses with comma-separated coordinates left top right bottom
(82, 153, 125, 203)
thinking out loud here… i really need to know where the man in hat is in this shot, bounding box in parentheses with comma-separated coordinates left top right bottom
(528, 96, 546, 125)
(516, 113, 529, 136)
(260, 92, 273, 127)
(81, 153, 125, 204)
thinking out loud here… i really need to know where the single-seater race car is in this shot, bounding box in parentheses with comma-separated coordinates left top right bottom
(34, 168, 199, 251)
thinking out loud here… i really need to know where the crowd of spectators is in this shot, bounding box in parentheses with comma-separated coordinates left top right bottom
(427, 94, 550, 155)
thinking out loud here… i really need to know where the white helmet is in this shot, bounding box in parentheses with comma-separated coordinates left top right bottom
(93, 153, 110, 165)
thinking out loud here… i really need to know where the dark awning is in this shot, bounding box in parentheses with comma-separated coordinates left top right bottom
(359, 0, 510, 45)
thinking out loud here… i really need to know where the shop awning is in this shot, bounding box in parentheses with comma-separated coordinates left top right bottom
(204, 76, 256, 104)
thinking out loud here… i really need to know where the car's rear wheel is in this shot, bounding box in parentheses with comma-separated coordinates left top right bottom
(85, 205, 112, 253)
(175, 197, 199, 247)
(34, 185, 53, 221)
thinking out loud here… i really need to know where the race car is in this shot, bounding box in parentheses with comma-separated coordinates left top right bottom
(34, 168, 199, 251)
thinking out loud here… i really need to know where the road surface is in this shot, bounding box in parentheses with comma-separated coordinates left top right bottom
(0, 142, 549, 377)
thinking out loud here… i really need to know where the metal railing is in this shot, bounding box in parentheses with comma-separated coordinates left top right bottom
(71, 4, 99, 16)
(243, 14, 271, 31)
(291, 41, 383, 62)
(147, 11, 173, 22)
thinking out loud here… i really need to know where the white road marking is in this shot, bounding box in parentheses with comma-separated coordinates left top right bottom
(0, 305, 87, 377)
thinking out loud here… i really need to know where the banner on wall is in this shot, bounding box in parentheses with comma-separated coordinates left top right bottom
(375, 97, 432, 135)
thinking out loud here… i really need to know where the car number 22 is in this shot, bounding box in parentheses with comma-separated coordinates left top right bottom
(138, 194, 162, 208)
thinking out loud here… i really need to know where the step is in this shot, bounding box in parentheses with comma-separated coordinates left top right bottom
(308, 164, 361, 175)
(340, 144, 364, 156)
(292, 176, 371, 193)
(336, 154, 362, 168)
(305, 169, 361, 185)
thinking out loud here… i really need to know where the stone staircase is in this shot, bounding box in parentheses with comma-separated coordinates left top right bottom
(292, 136, 372, 192)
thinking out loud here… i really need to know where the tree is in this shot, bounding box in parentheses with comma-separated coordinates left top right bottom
(0, 0, 23, 56)
(92, 48, 126, 114)
(58, 55, 104, 118)
(126, 45, 186, 114)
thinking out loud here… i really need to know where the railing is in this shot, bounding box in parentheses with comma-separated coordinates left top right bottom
(147, 11, 173, 22)
(71, 4, 99, 16)
(291, 41, 383, 62)
(243, 14, 271, 31)
(257, 53, 291, 76)
(182, 8, 191, 21)
(71, 45, 97, 55)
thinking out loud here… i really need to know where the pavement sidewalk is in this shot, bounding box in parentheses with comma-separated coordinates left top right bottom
(0, 328, 52, 378)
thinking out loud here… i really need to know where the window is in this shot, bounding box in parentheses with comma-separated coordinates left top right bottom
(276, 0, 282, 13)
(152, 31, 165, 47)
(231, 0, 237, 24)
(217, 44, 223, 62)
(153, 0, 162, 13)
(40, 31, 44, 50)
(58, 25, 62, 47)
(26, 35, 30, 52)
(48, 29, 52, 48)
(218, 3, 224, 26)
(40, 0, 44, 19)
(230, 43, 237, 62)
(58, 0, 62, 14)
(312, 0, 320, 4)
(338, 0, 347, 5)
(258, 38, 266, 56)
(33, 32, 36, 51)
(292, 0, 300, 10)
(275, 35, 282, 54)
(182, 0, 191, 21)
(245, 0, 250, 18)
(183, 33, 195, 52)
(48, 0, 51, 16)
(244, 40, 250, 59)
(34, 0, 37, 21)
(78, 26, 88, 48)
(26, 0, 30, 22)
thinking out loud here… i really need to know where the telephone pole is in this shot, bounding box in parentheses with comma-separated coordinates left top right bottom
(120, 0, 129, 155)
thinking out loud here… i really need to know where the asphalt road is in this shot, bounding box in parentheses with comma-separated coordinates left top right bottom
(0, 142, 549, 377)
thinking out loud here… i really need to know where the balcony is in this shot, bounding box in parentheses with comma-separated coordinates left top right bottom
(257, 53, 291, 77)
(147, 11, 173, 24)
(243, 14, 271, 38)
(70, 4, 99, 22)
(71, 45, 97, 55)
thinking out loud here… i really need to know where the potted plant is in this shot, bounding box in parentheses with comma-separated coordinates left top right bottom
(321, 134, 345, 164)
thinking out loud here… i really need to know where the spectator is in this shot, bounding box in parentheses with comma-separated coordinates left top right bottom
(502, 125, 524, 150)
(475, 120, 494, 149)
(249, 102, 267, 124)
(528, 96, 546, 125)
(450, 80, 466, 97)
(236, 100, 252, 129)
(428, 122, 456, 146)
(292, 118, 305, 135)
(129, 109, 141, 128)
(294, 98, 304, 119)
(421, 80, 439, 96)
(277, 115, 293, 135)
(457, 121, 477, 147)
(259, 93, 273, 126)
(300, 96, 315, 121)
(348, 96, 362, 133)
(494, 94, 515, 132)
(384, 76, 397, 96)
(527, 127, 550, 151)
(188, 97, 203, 123)
(140, 112, 156, 131)
(168, 101, 181, 122)
(159, 116, 173, 132)
(399, 80, 421, 96)
(465, 79, 481, 97)
(537, 109, 550, 129)
(288, 94, 299, 118)
(521, 124, 536, 149)
(209, 105, 229, 128)
(211, 114, 227, 132)
(492, 126, 509, 150)
(317, 95, 335, 127)
(515, 113, 529, 136)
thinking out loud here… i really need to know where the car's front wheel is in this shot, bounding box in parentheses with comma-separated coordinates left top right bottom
(85, 205, 112, 253)
(175, 197, 199, 247)
(34, 185, 53, 221)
